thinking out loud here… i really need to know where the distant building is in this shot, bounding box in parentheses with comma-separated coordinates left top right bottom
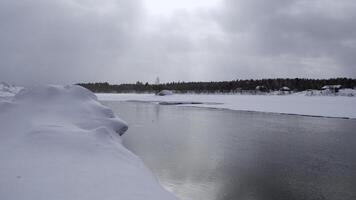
(321, 85, 342, 93)
(255, 85, 267, 92)
(278, 86, 291, 95)
(280, 86, 290, 92)
(157, 90, 173, 96)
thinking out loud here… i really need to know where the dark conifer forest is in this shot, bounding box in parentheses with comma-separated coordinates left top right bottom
(78, 78, 356, 94)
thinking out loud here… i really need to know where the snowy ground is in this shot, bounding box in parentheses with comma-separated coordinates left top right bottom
(97, 93, 356, 119)
(0, 85, 176, 200)
(295, 88, 356, 97)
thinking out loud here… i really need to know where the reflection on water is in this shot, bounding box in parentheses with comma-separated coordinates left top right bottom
(103, 101, 356, 200)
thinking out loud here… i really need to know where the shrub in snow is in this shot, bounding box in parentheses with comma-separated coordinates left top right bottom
(0, 82, 22, 97)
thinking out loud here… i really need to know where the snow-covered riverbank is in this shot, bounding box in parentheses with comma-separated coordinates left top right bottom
(0, 85, 176, 200)
(97, 93, 356, 119)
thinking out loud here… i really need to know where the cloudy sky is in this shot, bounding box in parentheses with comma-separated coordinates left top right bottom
(1, 0, 355, 85)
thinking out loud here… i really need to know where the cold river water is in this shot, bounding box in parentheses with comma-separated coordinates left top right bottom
(102, 101, 356, 200)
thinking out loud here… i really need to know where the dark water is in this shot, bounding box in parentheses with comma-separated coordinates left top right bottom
(103, 101, 356, 200)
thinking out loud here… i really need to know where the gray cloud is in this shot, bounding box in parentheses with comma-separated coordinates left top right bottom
(212, 0, 356, 78)
(0, 0, 143, 85)
(0, 0, 355, 85)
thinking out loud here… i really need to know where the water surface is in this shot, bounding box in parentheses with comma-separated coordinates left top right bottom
(103, 101, 356, 200)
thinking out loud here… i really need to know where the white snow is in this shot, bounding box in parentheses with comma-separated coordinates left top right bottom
(0, 85, 176, 200)
(97, 93, 356, 119)
(297, 88, 356, 97)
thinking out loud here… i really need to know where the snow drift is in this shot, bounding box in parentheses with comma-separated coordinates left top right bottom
(0, 85, 176, 200)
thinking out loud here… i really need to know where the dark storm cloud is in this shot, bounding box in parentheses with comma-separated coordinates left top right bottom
(0, 0, 355, 85)
(212, 0, 356, 78)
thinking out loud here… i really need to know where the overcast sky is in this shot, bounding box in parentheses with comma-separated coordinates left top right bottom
(1, 0, 355, 85)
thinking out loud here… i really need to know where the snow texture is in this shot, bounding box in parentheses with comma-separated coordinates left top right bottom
(97, 92, 356, 119)
(0, 85, 176, 200)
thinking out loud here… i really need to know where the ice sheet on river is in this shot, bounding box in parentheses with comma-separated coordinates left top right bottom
(97, 93, 356, 119)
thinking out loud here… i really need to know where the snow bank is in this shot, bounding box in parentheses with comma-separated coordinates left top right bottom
(0, 85, 176, 200)
(97, 93, 356, 119)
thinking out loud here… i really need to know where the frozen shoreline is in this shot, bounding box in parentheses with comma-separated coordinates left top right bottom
(0, 85, 176, 200)
(97, 93, 356, 119)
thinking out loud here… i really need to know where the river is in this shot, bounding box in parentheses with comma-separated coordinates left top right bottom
(103, 101, 356, 200)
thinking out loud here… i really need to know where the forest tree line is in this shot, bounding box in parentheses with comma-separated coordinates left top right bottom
(78, 78, 356, 94)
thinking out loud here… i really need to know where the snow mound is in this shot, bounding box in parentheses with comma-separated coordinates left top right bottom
(0, 85, 176, 200)
(14, 84, 97, 101)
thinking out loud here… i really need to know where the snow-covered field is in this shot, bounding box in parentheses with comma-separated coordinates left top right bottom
(0, 85, 176, 200)
(97, 93, 356, 119)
